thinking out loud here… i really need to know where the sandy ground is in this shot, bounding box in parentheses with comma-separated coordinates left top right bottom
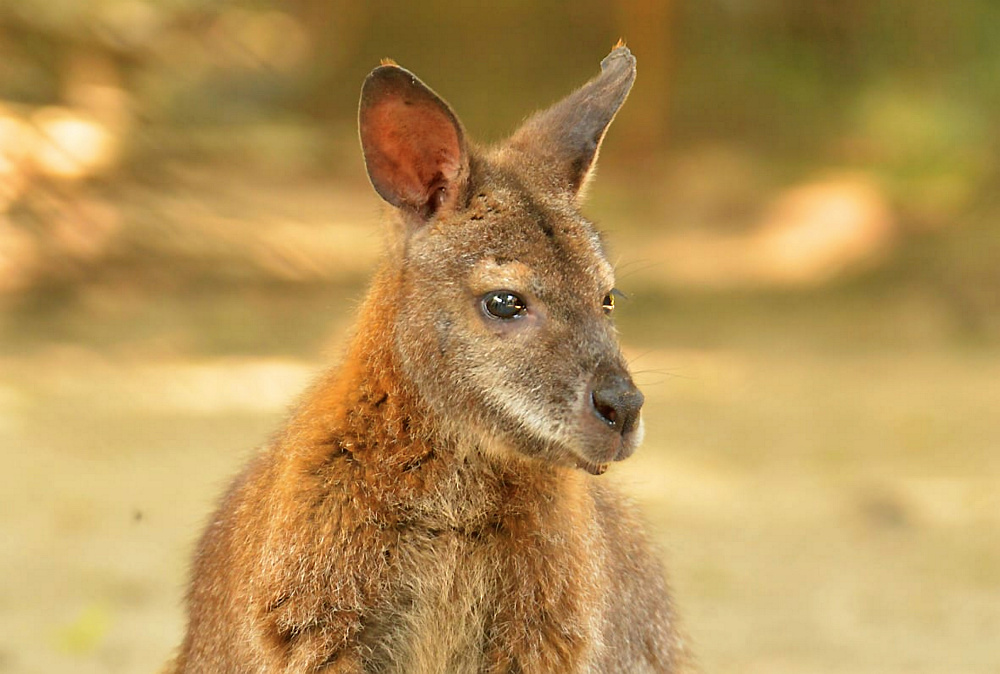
(1, 173, 997, 674)
(2, 306, 998, 673)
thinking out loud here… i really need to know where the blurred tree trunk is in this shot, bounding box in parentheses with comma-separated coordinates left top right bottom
(616, 0, 674, 160)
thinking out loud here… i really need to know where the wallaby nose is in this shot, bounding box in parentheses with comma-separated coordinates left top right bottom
(590, 370, 644, 435)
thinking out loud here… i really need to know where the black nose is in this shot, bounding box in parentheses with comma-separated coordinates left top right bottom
(590, 370, 644, 435)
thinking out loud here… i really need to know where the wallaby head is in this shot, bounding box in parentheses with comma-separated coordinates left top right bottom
(357, 46, 642, 476)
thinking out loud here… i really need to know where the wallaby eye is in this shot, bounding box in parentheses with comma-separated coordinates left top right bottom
(603, 288, 626, 315)
(602, 292, 615, 315)
(483, 291, 527, 320)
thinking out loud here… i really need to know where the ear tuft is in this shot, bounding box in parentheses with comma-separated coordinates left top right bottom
(359, 64, 469, 220)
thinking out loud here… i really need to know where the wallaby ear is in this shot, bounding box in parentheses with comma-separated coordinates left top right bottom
(508, 45, 636, 200)
(359, 62, 469, 220)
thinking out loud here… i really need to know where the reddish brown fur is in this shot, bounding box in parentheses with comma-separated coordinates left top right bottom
(167, 47, 689, 673)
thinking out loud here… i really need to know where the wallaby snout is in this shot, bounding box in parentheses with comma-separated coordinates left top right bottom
(574, 364, 644, 474)
(590, 367, 644, 438)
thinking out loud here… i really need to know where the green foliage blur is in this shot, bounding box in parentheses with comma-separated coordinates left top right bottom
(2, 1, 999, 318)
(2, 1, 999, 322)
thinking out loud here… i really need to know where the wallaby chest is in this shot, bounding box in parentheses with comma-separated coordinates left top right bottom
(373, 510, 601, 674)
(335, 449, 601, 673)
(368, 528, 493, 674)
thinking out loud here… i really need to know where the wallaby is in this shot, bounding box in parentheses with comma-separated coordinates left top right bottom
(168, 44, 687, 673)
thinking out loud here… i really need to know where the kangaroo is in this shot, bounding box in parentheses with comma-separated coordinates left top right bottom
(167, 45, 688, 673)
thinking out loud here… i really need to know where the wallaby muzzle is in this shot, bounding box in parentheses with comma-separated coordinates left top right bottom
(589, 365, 644, 439)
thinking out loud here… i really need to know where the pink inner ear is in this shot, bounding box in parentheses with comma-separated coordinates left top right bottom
(363, 98, 462, 210)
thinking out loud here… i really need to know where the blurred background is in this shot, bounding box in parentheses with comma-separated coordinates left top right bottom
(1, 1, 998, 672)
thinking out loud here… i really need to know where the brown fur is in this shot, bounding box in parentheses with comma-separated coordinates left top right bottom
(168, 46, 688, 673)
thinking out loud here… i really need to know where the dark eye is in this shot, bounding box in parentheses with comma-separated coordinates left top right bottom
(602, 292, 615, 315)
(483, 291, 527, 320)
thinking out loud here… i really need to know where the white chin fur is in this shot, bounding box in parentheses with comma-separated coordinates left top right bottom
(630, 416, 645, 449)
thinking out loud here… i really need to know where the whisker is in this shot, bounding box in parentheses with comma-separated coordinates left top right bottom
(614, 258, 666, 281)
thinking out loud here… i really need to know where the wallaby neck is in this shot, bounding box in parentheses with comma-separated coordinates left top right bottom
(286, 262, 428, 453)
(275, 262, 582, 530)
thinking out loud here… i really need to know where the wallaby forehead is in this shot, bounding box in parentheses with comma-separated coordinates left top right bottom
(461, 162, 616, 288)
